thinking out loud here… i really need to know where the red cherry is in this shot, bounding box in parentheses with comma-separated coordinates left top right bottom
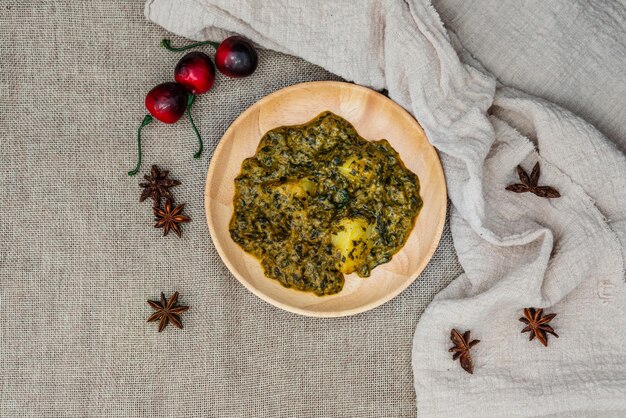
(144, 82, 188, 124)
(215, 36, 258, 78)
(129, 83, 204, 176)
(174, 51, 215, 95)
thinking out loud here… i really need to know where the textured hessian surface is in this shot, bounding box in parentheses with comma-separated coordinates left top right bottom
(0, 1, 461, 416)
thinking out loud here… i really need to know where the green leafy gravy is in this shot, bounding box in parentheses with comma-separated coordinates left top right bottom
(230, 111, 422, 295)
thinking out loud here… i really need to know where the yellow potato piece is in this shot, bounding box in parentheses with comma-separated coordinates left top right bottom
(277, 178, 316, 198)
(331, 218, 374, 274)
(298, 178, 316, 194)
(337, 156, 374, 182)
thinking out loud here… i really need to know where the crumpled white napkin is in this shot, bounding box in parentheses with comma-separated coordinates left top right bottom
(145, 0, 626, 415)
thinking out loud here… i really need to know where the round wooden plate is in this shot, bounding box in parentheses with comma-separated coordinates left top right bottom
(205, 81, 446, 317)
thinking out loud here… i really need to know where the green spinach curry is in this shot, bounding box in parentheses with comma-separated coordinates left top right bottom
(230, 111, 422, 296)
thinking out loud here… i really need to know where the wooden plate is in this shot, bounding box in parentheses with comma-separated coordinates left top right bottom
(205, 81, 446, 317)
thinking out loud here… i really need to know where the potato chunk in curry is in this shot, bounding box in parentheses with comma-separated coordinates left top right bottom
(331, 218, 375, 274)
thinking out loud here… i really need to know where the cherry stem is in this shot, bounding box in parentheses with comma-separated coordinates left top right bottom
(187, 94, 203, 159)
(161, 38, 220, 52)
(128, 114, 153, 176)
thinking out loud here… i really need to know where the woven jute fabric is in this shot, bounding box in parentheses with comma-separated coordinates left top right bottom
(0, 2, 461, 416)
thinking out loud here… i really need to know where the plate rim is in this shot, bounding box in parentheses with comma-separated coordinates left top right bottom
(205, 80, 447, 317)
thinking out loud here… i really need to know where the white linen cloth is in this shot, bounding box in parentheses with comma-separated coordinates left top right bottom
(433, 0, 626, 148)
(145, 0, 626, 416)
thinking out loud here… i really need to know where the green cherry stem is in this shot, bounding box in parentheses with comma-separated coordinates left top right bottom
(128, 114, 153, 176)
(187, 94, 203, 159)
(161, 38, 220, 52)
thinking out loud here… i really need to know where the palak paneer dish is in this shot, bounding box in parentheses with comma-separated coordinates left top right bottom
(229, 111, 422, 296)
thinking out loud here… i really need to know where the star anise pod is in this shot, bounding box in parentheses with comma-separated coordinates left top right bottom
(519, 307, 558, 347)
(147, 291, 190, 332)
(506, 162, 560, 198)
(449, 329, 480, 374)
(154, 199, 190, 238)
(139, 165, 181, 205)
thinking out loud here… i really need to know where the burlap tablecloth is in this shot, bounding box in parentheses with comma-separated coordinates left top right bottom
(0, 2, 461, 416)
